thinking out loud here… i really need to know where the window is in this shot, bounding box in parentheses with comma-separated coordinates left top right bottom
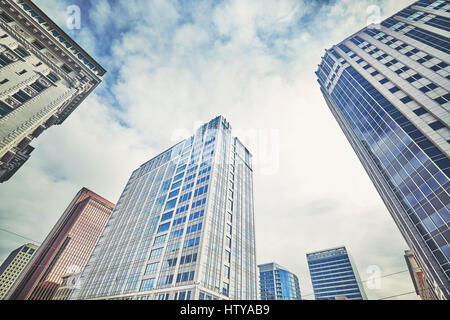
(153, 234, 167, 245)
(161, 211, 173, 222)
(173, 172, 185, 182)
(0, 11, 13, 23)
(144, 262, 159, 275)
(47, 72, 60, 83)
(0, 100, 11, 117)
(158, 222, 171, 233)
(32, 40, 45, 50)
(165, 198, 177, 211)
(12, 90, 31, 103)
(139, 278, 155, 292)
(176, 164, 186, 174)
(61, 64, 72, 74)
(0, 53, 12, 67)
(14, 47, 29, 58)
(171, 180, 182, 190)
(166, 258, 178, 267)
(413, 108, 427, 116)
(222, 283, 229, 296)
(30, 81, 46, 93)
(224, 266, 230, 279)
(149, 248, 163, 259)
(400, 96, 413, 104)
(429, 121, 445, 130)
(168, 189, 180, 199)
(389, 86, 400, 93)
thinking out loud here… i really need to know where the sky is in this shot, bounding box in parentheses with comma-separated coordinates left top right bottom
(0, 0, 421, 300)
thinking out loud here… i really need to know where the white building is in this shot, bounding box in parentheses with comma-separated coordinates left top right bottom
(0, 0, 105, 182)
(0, 243, 38, 299)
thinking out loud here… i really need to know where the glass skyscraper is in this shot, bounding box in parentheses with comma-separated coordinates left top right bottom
(307, 247, 367, 300)
(7, 188, 114, 300)
(316, 0, 450, 299)
(71, 116, 257, 300)
(258, 262, 301, 300)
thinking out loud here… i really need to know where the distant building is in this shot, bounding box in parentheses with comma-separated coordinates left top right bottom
(404, 249, 438, 300)
(7, 188, 114, 300)
(258, 262, 301, 300)
(0, 0, 105, 182)
(0, 243, 38, 299)
(307, 246, 367, 300)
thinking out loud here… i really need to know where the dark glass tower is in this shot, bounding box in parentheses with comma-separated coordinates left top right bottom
(316, 0, 450, 299)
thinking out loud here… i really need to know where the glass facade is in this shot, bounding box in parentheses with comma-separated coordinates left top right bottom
(7, 188, 114, 300)
(71, 116, 257, 300)
(258, 262, 301, 300)
(307, 247, 367, 300)
(316, 0, 450, 300)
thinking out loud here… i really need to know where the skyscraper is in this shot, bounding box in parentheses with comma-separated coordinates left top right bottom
(258, 262, 301, 300)
(7, 188, 114, 300)
(316, 0, 450, 299)
(0, 0, 105, 182)
(0, 243, 38, 299)
(307, 246, 367, 300)
(71, 116, 258, 300)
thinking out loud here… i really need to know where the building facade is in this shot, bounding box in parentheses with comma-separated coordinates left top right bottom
(258, 262, 301, 300)
(7, 188, 114, 300)
(404, 249, 438, 299)
(307, 247, 367, 300)
(316, 0, 450, 299)
(71, 116, 258, 300)
(0, 243, 37, 299)
(0, 0, 105, 182)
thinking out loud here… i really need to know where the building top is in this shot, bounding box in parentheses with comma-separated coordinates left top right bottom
(306, 246, 348, 260)
(79, 187, 115, 210)
(130, 115, 253, 181)
(15, 0, 106, 76)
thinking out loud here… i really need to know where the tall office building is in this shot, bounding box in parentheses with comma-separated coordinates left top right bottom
(258, 262, 301, 300)
(71, 116, 258, 300)
(7, 188, 114, 300)
(307, 247, 367, 300)
(316, 0, 450, 299)
(0, 243, 37, 299)
(404, 249, 438, 299)
(0, 0, 105, 182)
